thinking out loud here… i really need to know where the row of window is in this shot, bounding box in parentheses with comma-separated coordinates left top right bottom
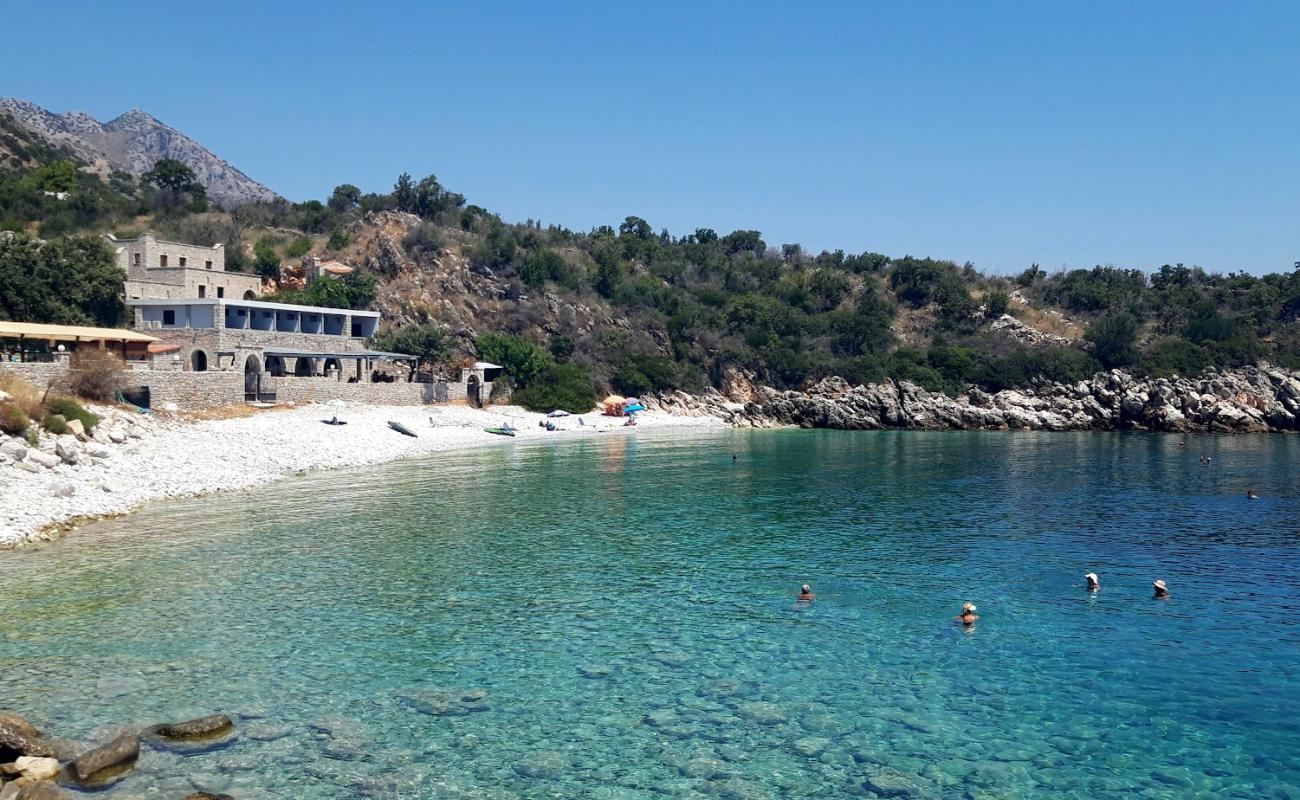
(132, 253, 214, 269)
(160, 308, 365, 336)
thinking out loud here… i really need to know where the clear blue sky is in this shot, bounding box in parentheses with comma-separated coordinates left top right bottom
(3, 1, 1297, 273)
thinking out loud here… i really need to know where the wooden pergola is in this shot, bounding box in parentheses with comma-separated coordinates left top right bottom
(0, 320, 159, 362)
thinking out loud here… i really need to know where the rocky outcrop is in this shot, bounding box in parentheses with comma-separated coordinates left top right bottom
(0, 718, 58, 762)
(652, 366, 1300, 433)
(989, 314, 1079, 349)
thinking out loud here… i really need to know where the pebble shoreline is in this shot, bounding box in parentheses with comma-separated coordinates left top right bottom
(0, 403, 725, 548)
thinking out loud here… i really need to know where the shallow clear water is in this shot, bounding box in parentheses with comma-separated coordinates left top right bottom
(3, 430, 1299, 799)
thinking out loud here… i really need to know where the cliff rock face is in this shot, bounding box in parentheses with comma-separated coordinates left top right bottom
(349, 211, 625, 349)
(0, 98, 278, 207)
(650, 366, 1300, 433)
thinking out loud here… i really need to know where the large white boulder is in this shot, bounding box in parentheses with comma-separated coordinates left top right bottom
(0, 440, 26, 461)
(26, 449, 60, 469)
(15, 755, 61, 782)
(55, 435, 80, 465)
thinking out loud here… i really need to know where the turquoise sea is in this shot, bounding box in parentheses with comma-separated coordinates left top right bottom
(2, 429, 1299, 799)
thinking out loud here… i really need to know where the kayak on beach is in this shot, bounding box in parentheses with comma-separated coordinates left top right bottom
(321, 418, 347, 426)
(388, 421, 418, 437)
(484, 427, 516, 437)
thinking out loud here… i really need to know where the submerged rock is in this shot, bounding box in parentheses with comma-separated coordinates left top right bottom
(513, 750, 569, 779)
(10, 784, 70, 800)
(69, 731, 139, 786)
(399, 689, 491, 716)
(149, 714, 234, 741)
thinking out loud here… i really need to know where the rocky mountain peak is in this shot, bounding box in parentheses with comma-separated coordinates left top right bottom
(105, 109, 159, 131)
(0, 97, 279, 207)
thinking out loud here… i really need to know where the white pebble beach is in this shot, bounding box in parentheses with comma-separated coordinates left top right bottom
(0, 403, 725, 548)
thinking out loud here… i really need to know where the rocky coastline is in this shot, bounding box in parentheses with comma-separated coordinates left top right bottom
(650, 365, 1300, 433)
(0, 710, 235, 798)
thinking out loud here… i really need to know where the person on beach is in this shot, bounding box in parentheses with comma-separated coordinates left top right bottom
(1153, 580, 1170, 599)
(797, 584, 815, 602)
(1085, 572, 1100, 591)
(956, 602, 978, 625)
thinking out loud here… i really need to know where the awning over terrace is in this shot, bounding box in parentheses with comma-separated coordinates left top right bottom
(0, 320, 159, 344)
(262, 347, 418, 364)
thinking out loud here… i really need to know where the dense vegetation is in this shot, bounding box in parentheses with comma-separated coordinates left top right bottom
(0, 233, 125, 326)
(2, 118, 1298, 410)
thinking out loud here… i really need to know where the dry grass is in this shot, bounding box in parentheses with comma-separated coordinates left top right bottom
(173, 403, 287, 422)
(0, 373, 47, 420)
(1011, 304, 1085, 341)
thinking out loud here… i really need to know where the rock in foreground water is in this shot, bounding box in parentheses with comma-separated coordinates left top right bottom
(69, 732, 139, 785)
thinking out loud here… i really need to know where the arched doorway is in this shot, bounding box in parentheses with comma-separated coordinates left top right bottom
(466, 374, 481, 408)
(323, 357, 341, 376)
(294, 357, 316, 377)
(266, 356, 286, 377)
(191, 349, 208, 372)
(243, 290, 257, 300)
(244, 354, 262, 401)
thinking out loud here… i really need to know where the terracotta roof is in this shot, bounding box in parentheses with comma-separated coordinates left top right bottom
(0, 320, 159, 344)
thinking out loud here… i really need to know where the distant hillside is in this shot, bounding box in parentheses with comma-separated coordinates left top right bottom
(0, 98, 278, 207)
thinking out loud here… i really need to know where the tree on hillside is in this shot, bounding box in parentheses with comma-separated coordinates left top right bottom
(371, 324, 448, 370)
(253, 236, 281, 279)
(143, 158, 207, 211)
(475, 332, 551, 387)
(1086, 311, 1140, 368)
(0, 234, 125, 326)
(328, 184, 362, 213)
(143, 158, 201, 194)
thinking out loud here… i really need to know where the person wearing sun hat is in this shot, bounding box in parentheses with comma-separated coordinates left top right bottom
(1152, 579, 1170, 599)
(1085, 573, 1100, 591)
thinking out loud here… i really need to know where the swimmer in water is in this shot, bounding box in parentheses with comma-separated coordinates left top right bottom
(956, 602, 979, 625)
(797, 584, 815, 602)
(1153, 579, 1170, 599)
(1085, 572, 1100, 591)
(1247, 489, 1259, 500)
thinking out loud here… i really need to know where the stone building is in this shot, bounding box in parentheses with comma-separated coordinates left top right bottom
(301, 255, 354, 282)
(106, 233, 263, 302)
(126, 297, 422, 398)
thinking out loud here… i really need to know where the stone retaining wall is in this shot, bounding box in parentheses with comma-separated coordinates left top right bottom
(1, 361, 458, 409)
(0, 362, 72, 393)
(144, 371, 245, 407)
(274, 377, 441, 406)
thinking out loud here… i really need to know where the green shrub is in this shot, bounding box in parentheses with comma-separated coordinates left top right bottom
(612, 353, 681, 396)
(42, 414, 69, 435)
(327, 228, 351, 251)
(976, 347, 1101, 392)
(46, 396, 98, 433)
(0, 403, 29, 435)
(513, 363, 595, 412)
(286, 236, 312, 258)
(1085, 311, 1140, 368)
(984, 290, 1011, 317)
(476, 332, 551, 387)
